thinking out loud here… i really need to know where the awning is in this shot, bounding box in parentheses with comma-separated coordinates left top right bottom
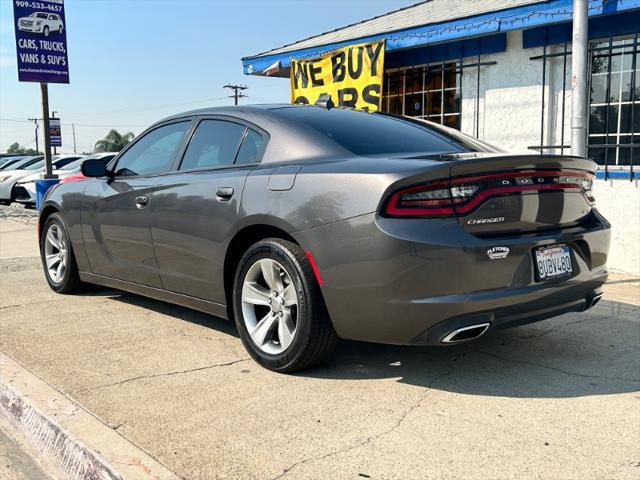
(242, 0, 640, 77)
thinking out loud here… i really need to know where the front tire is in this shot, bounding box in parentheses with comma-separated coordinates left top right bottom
(40, 213, 83, 293)
(233, 238, 337, 372)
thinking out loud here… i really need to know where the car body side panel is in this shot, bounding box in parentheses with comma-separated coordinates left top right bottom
(240, 157, 451, 233)
(80, 178, 162, 287)
(151, 167, 252, 303)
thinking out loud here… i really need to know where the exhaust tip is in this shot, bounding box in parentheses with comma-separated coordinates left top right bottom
(588, 292, 604, 308)
(442, 323, 491, 344)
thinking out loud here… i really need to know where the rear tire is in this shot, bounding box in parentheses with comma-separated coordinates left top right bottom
(43, 26, 49, 37)
(233, 238, 337, 372)
(40, 213, 83, 293)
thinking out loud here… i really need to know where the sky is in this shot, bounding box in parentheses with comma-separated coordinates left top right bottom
(0, 0, 416, 153)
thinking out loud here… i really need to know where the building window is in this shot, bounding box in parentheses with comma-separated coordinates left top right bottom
(382, 62, 461, 129)
(588, 36, 639, 166)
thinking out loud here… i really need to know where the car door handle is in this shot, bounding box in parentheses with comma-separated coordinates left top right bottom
(135, 195, 149, 209)
(216, 187, 234, 201)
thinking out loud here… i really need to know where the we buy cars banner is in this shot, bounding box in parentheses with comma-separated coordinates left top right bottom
(12, 0, 69, 83)
(290, 40, 385, 112)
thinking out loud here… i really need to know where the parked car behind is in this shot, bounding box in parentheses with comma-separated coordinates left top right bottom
(0, 156, 43, 171)
(18, 12, 64, 36)
(0, 155, 83, 204)
(15, 153, 115, 206)
(0, 156, 26, 169)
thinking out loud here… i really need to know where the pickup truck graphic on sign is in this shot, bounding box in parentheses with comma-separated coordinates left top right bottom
(18, 12, 63, 37)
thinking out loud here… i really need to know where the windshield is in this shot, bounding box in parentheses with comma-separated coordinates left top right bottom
(272, 106, 478, 157)
(30, 13, 48, 19)
(25, 160, 45, 170)
(60, 158, 86, 171)
(6, 157, 41, 170)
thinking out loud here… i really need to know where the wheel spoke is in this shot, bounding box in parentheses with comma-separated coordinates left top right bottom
(45, 254, 60, 269)
(242, 282, 271, 306)
(281, 285, 297, 307)
(250, 312, 277, 346)
(56, 261, 64, 280)
(46, 228, 60, 249)
(260, 259, 283, 292)
(278, 312, 295, 349)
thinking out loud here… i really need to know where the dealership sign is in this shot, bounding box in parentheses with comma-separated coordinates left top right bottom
(12, 0, 69, 83)
(290, 40, 385, 112)
(49, 117, 61, 146)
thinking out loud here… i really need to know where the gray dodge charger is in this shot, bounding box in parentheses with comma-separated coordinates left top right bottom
(38, 105, 610, 372)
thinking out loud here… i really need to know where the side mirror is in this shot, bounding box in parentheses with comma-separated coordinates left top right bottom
(81, 159, 108, 178)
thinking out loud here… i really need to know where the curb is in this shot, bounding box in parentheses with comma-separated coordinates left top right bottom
(0, 353, 181, 480)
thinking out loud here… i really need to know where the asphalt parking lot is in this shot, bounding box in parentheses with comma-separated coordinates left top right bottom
(1, 205, 639, 480)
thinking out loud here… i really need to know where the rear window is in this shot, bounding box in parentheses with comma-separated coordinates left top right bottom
(272, 107, 470, 156)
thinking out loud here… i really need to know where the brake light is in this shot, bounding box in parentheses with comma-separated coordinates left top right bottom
(383, 170, 594, 218)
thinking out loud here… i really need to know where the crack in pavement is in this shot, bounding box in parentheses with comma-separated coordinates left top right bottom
(78, 357, 250, 393)
(267, 352, 471, 480)
(509, 317, 596, 342)
(473, 350, 640, 383)
(0, 298, 67, 311)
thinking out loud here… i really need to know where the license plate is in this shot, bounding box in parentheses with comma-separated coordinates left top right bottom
(535, 244, 573, 280)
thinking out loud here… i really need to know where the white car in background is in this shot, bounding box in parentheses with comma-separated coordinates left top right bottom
(0, 155, 84, 204)
(14, 153, 116, 206)
(18, 12, 64, 36)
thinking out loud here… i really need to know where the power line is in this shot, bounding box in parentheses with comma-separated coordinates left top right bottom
(223, 84, 248, 105)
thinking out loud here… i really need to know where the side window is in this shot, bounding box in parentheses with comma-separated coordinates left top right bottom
(114, 122, 189, 177)
(179, 120, 246, 170)
(235, 129, 265, 164)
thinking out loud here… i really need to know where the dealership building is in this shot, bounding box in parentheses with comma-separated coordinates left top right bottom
(242, 0, 640, 274)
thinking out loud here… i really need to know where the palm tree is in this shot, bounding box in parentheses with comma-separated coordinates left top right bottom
(94, 129, 135, 153)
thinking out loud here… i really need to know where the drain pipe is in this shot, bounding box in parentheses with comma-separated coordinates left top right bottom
(571, 0, 589, 158)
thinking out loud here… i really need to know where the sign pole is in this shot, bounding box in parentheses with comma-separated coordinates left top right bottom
(51, 111, 58, 155)
(40, 82, 55, 179)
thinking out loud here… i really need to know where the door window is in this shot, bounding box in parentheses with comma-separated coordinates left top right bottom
(179, 120, 246, 170)
(235, 129, 265, 164)
(114, 121, 190, 177)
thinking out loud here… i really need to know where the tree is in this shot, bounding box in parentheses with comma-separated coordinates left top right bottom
(94, 129, 134, 153)
(5, 142, 40, 155)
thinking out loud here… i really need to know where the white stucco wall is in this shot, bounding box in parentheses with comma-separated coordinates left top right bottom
(593, 179, 640, 276)
(461, 30, 571, 154)
(459, 31, 639, 276)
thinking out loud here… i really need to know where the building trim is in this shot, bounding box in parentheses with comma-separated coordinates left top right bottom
(242, 0, 640, 76)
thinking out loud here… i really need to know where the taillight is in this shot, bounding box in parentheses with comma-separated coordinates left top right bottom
(385, 181, 476, 217)
(383, 170, 595, 218)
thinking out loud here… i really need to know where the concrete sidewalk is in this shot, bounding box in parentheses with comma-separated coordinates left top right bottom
(1, 206, 639, 479)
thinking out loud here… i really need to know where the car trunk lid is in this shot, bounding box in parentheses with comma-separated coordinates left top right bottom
(447, 154, 596, 236)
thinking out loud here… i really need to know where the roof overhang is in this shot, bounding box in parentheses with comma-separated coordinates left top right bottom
(242, 0, 640, 77)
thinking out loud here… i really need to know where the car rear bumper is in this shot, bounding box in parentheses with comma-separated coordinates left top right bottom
(296, 210, 610, 345)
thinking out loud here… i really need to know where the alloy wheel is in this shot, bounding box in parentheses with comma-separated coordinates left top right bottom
(241, 258, 298, 355)
(44, 224, 67, 284)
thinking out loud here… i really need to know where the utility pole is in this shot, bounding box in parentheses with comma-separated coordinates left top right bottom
(28, 117, 40, 153)
(224, 84, 248, 105)
(72, 123, 77, 154)
(571, 0, 588, 158)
